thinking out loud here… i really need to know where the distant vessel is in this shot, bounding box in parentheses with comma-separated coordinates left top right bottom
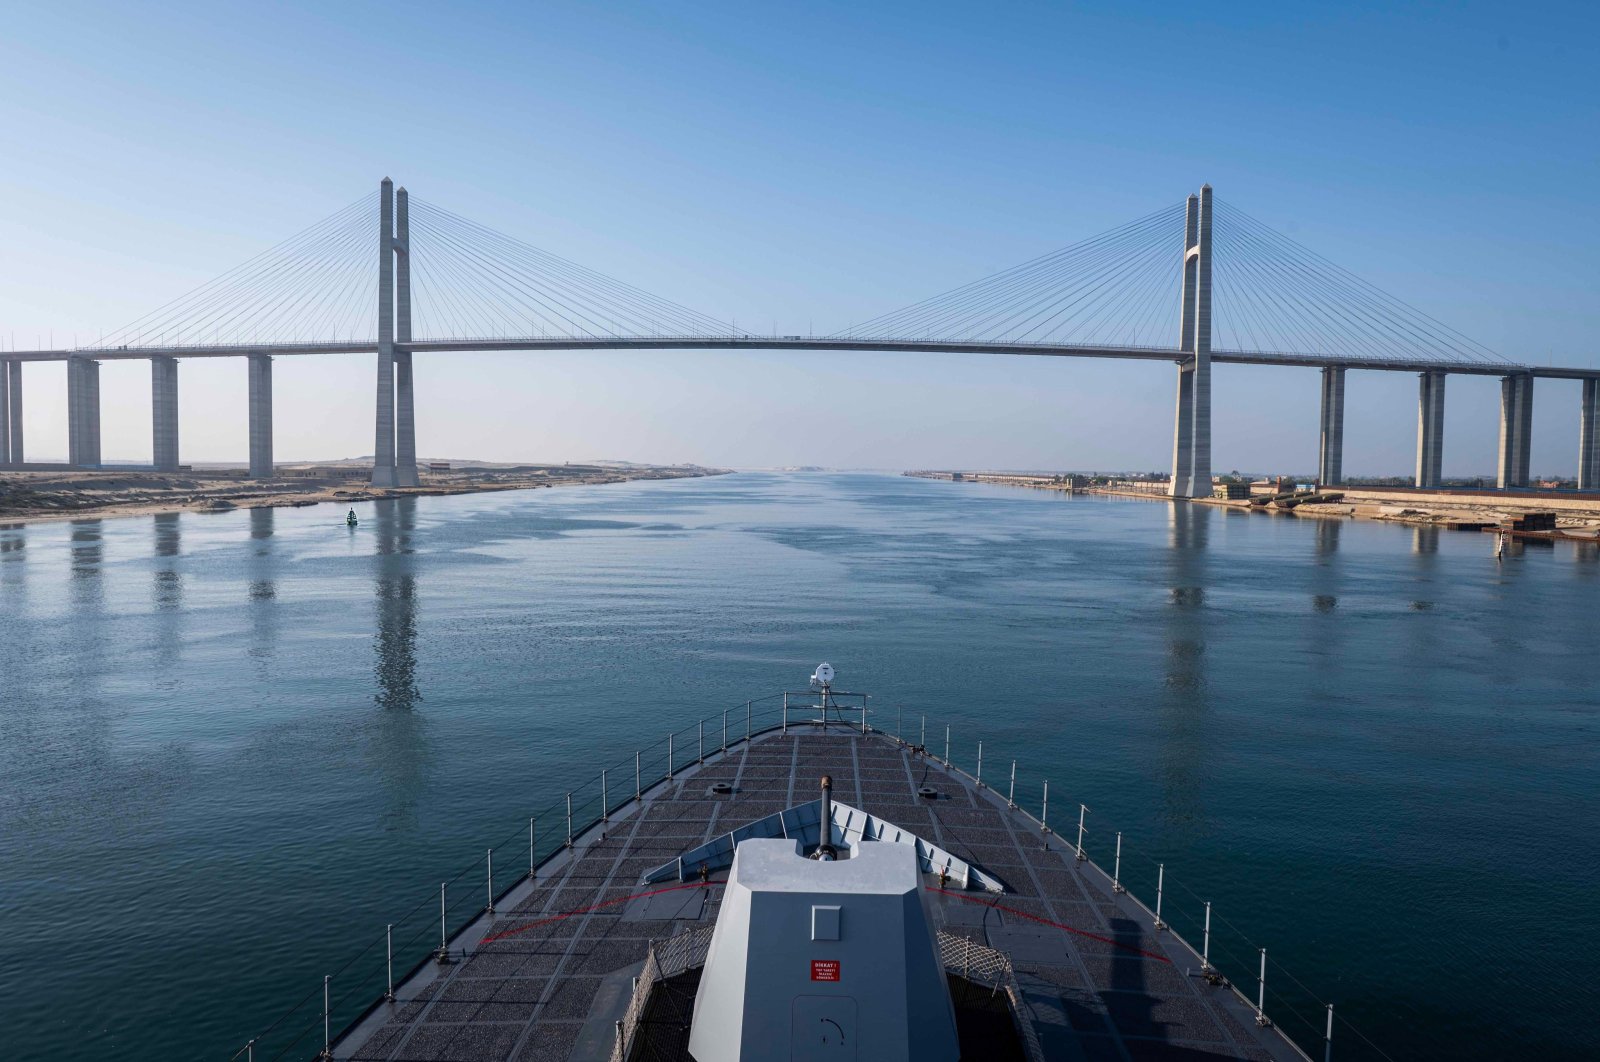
(320, 665, 1314, 1061)
(346, 509, 358, 527)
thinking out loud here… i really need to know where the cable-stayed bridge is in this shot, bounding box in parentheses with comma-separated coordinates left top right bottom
(2, 178, 1595, 493)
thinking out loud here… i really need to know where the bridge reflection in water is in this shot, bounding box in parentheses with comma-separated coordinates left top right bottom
(1160, 503, 1210, 834)
(373, 497, 421, 712)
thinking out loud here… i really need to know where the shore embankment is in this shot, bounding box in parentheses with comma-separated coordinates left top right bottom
(0, 463, 729, 524)
(904, 470, 1600, 538)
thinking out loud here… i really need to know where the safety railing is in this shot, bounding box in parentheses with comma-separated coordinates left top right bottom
(228, 691, 838, 1061)
(227, 700, 1393, 1062)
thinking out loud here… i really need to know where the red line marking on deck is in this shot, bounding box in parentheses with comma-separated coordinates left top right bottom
(480, 880, 724, 945)
(925, 885, 1173, 963)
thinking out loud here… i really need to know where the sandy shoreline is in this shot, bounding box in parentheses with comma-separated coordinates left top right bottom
(904, 470, 1600, 537)
(0, 464, 730, 526)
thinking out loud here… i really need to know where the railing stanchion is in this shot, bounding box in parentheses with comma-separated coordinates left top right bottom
(322, 974, 330, 1060)
(1154, 863, 1166, 929)
(1075, 804, 1087, 861)
(699, 719, 704, 763)
(920, 715, 926, 750)
(1041, 781, 1050, 834)
(668, 733, 674, 779)
(944, 724, 951, 765)
(976, 742, 983, 786)
(746, 700, 752, 741)
(635, 752, 642, 800)
(247, 1039, 255, 1062)
(1202, 902, 1212, 970)
(529, 816, 537, 880)
(1112, 832, 1124, 892)
(386, 923, 394, 1001)
(486, 848, 494, 914)
(602, 769, 609, 823)
(1256, 948, 1269, 1025)
(566, 793, 574, 847)
(437, 883, 449, 962)
(1008, 761, 1016, 808)
(722, 709, 728, 753)
(897, 705, 903, 743)
(1324, 1003, 1334, 1062)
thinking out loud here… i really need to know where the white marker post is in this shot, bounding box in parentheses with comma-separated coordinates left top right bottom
(1154, 863, 1166, 929)
(1008, 761, 1016, 808)
(1075, 804, 1087, 861)
(1112, 832, 1124, 892)
(1256, 948, 1269, 1026)
(437, 883, 449, 962)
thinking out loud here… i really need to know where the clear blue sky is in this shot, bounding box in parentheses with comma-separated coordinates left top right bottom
(1, 0, 1595, 474)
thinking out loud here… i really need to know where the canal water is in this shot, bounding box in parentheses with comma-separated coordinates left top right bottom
(1, 473, 1594, 1060)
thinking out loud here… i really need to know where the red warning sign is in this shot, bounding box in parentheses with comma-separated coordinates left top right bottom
(810, 959, 841, 982)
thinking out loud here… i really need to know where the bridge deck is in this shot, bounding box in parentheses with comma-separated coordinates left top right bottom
(335, 724, 1305, 1062)
(5, 336, 1583, 378)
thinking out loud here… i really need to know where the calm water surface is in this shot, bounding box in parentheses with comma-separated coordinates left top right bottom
(1, 473, 1595, 1060)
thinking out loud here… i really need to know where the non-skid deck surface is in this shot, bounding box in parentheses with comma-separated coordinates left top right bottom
(341, 726, 1303, 1061)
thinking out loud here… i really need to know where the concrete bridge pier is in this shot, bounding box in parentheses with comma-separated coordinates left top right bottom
(1580, 379, 1599, 491)
(1317, 366, 1345, 486)
(0, 360, 10, 465)
(152, 356, 179, 472)
(67, 356, 102, 468)
(1169, 365, 1194, 497)
(1496, 373, 1533, 489)
(248, 354, 273, 478)
(1414, 370, 1446, 488)
(7, 361, 20, 464)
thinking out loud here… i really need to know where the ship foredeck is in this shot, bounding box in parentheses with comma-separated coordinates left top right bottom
(337, 724, 1306, 1061)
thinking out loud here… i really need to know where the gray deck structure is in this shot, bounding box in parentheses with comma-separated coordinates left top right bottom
(335, 723, 1307, 1062)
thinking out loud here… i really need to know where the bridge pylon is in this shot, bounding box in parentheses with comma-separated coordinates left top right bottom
(394, 187, 418, 487)
(372, 178, 399, 487)
(1169, 185, 1213, 498)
